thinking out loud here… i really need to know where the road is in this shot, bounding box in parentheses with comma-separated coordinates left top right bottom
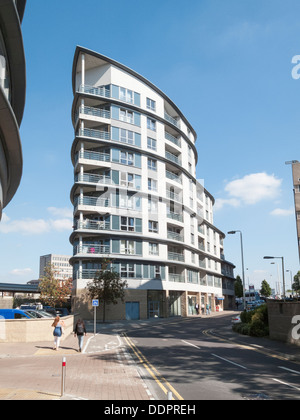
(122, 314, 300, 400)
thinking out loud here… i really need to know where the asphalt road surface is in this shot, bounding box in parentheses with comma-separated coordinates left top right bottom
(122, 314, 300, 400)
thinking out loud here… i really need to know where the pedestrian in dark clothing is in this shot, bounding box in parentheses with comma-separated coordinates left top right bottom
(74, 319, 87, 352)
(195, 302, 199, 315)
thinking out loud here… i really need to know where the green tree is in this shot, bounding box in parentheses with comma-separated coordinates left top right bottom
(292, 271, 300, 295)
(87, 260, 128, 322)
(260, 279, 272, 298)
(39, 263, 72, 307)
(234, 275, 243, 298)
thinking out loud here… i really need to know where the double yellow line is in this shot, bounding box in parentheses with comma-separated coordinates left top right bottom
(122, 332, 184, 400)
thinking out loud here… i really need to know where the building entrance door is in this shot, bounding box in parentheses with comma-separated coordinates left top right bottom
(148, 301, 160, 318)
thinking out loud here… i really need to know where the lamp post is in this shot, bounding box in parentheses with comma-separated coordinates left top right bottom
(286, 270, 293, 296)
(263, 256, 286, 300)
(228, 230, 246, 309)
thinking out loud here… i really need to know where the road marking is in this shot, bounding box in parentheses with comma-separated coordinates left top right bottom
(278, 366, 300, 375)
(272, 378, 300, 391)
(122, 333, 184, 400)
(181, 340, 201, 349)
(211, 353, 248, 370)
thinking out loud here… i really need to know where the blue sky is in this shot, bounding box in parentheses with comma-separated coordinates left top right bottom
(1, 0, 299, 292)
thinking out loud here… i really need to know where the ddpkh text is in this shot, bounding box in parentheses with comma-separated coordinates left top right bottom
(148, 405, 196, 415)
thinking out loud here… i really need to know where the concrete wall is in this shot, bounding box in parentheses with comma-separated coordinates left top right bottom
(267, 301, 300, 347)
(0, 315, 76, 343)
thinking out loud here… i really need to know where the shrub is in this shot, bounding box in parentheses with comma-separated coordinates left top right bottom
(233, 304, 269, 337)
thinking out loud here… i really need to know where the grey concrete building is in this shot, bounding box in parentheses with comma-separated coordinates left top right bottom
(0, 0, 26, 219)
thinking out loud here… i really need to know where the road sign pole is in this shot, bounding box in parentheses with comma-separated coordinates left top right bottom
(94, 305, 96, 336)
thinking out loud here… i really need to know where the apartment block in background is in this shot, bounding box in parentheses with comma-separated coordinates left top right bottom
(40, 254, 73, 284)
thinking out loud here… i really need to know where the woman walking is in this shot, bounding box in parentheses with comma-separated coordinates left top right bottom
(52, 316, 64, 351)
(74, 319, 87, 352)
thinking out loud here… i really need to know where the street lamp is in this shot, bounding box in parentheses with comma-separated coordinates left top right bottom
(286, 270, 293, 296)
(228, 230, 246, 309)
(263, 256, 286, 300)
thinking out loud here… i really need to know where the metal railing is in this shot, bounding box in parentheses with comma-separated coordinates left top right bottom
(79, 84, 111, 98)
(168, 251, 184, 262)
(78, 150, 110, 163)
(79, 105, 110, 119)
(77, 220, 110, 231)
(167, 212, 183, 223)
(75, 244, 110, 255)
(167, 231, 184, 242)
(75, 196, 110, 208)
(77, 127, 110, 141)
(166, 170, 182, 184)
(165, 132, 181, 147)
(169, 274, 185, 283)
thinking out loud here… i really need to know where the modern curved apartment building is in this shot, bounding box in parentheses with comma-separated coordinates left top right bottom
(0, 0, 26, 219)
(70, 46, 234, 320)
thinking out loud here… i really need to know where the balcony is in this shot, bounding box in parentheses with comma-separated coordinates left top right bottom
(168, 251, 184, 262)
(164, 112, 180, 129)
(78, 105, 111, 120)
(167, 212, 183, 223)
(79, 84, 111, 98)
(76, 150, 110, 164)
(166, 189, 182, 203)
(74, 244, 110, 255)
(76, 220, 110, 231)
(75, 196, 110, 208)
(169, 274, 185, 283)
(167, 231, 184, 242)
(165, 151, 181, 166)
(77, 127, 110, 141)
(75, 173, 114, 186)
(166, 170, 182, 184)
(165, 132, 181, 147)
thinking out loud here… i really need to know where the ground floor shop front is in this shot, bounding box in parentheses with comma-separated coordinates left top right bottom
(72, 288, 226, 321)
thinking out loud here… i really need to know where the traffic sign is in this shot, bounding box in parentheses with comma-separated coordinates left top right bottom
(92, 299, 99, 307)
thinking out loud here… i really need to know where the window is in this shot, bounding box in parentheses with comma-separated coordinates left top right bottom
(148, 158, 157, 171)
(120, 129, 134, 144)
(121, 172, 134, 188)
(120, 240, 135, 255)
(121, 217, 135, 232)
(149, 220, 158, 233)
(147, 117, 156, 131)
(147, 137, 156, 151)
(121, 263, 135, 278)
(120, 151, 134, 166)
(120, 108, 133, 124)
(120, 87, 133, 104)
(149, 243, 159, 255)
(148, 197, 158, 213)
(155, 265, 161, 279)
(147, 98, 156, 112)
(148, 178, 157, 192)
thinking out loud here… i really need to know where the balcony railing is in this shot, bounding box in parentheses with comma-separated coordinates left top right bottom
(167, 212, 183, 223)
(75, 173, 113, 185)
(168, 251, 184, 262)
(165, 151, 181, 165)
(79, 84, 111, 98)
(165, 132, 181, 147)
(76, 150, 111, 164)
(169, 274, 185, 283)
(75, 196, 110, 208)
(167, 231, 184, 242)
(79, 105, 110, 119)
(77, 220, 110, 231)
(166, 170, 182, 184)
(166, 189, 182, 203)
(74, 244, 110, 255)
(164, 112, 180, 129)
(77, 127, 110, 141)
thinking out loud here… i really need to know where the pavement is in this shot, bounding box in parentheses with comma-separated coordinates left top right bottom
(0, 311, 299, 400)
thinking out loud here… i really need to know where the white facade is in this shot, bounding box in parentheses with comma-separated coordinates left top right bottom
(70, 47, 232, 319)
(40, 254, 73, 282)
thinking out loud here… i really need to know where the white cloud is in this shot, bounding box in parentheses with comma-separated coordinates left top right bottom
(0, 207, 73, 235)
(270, 208, 294, 217)
(10, 268, 33, 276)
(215, 172, 282, 210)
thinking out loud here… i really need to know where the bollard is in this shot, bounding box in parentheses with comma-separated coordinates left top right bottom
(167, 391, 173, 400)
(61, 357, 66, 397)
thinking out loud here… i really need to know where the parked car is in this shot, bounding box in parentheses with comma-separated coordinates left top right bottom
(42, 306, 57, 317)
(55, 308, 69, 317)
(24, 309, 53, 319)
(231, 314, 241, 324)
(0, 309, 34, 320)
